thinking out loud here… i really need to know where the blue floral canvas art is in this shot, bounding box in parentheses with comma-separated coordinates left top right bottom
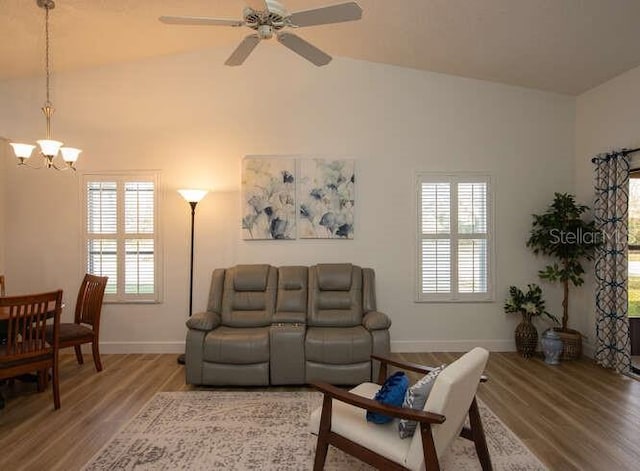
(298, 159, 355, 239)
(242, 157, 296, 240)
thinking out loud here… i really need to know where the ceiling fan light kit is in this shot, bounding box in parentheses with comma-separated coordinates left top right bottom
(159, 0, 362, 66)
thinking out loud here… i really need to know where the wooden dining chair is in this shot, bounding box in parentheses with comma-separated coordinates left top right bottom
(0, 290, 63, 410)
(0, 274, 5, 296)
(46, 274, 108, 372)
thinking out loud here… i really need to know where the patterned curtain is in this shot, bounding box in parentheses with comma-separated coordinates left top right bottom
(592, 151, 631, 374)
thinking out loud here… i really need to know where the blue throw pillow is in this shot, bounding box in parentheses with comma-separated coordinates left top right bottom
(366, 371, 409, 424)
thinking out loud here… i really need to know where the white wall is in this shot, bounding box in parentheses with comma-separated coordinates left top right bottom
(575, 64, 640, 356)
(0, 136, 5, 274)
(0, 46, 575, 352)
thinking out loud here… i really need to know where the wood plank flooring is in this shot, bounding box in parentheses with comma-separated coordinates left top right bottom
(0, 352, 639, 470)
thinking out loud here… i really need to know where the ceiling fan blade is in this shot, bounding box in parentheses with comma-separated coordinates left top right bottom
(225, 34, 261, 66)
(245, 0, 268, 11)
(159, 16, 243, 27)
(289, 1, 362, 27)
(277, 32, 331, 66)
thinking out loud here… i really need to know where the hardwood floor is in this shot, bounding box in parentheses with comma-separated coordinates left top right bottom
(1, 352, 639, 470)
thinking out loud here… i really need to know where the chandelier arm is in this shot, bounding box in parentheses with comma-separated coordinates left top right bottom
(50, 158, 75, 171)
(17, 157, 46, 170)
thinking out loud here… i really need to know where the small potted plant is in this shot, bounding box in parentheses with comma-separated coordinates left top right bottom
(504, 284, 558, 358)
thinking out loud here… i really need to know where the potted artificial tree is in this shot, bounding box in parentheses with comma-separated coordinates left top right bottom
(504, 284, 558, 358)
(526, 192, 601, 360)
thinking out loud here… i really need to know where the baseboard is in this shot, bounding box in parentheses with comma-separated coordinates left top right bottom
(391, 339, 516, 352)
(97, 342, 185, 354)
(94, 340, 517, 354)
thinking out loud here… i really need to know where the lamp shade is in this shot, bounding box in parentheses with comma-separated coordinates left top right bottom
(178, 189, 209, 203)
(10, 143, 36, 159)
(37, 139, 63, 157)
(60, 147, 82, 163)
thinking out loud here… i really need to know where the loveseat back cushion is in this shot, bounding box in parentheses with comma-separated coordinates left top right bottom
(308, 264, 363, 327)
(221, 265, 276, 327)
(274, 266, 308, 323)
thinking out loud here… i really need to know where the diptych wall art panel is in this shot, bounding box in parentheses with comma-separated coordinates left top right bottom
(241, 156, 355, 240)
(298, 159, 355, 239)
(241, 157, 296, 240)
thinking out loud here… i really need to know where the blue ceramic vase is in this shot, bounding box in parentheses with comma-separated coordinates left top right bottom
(541, 329, 563, 365)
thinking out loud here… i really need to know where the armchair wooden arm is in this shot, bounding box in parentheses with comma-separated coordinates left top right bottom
(371, 354, 488, 385)
(311, 381, 446, 424)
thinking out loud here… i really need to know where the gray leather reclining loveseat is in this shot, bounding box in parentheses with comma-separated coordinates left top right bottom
(184, 263, 391, 386)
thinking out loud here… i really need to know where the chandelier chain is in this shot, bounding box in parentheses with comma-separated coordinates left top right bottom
(44, 4, 51, 105)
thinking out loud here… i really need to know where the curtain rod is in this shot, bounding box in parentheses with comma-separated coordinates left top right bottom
(592, 147, 640, 163)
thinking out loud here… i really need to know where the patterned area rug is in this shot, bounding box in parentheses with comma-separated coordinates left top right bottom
(82, 391, 547, 470)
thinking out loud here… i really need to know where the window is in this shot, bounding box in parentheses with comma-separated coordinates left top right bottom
(416, 174, 493, 302)
(83, 173, 161, 303)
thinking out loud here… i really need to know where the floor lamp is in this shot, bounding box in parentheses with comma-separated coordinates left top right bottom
(177, 189, 208, 365)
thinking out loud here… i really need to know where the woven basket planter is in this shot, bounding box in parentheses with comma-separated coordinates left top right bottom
(553, 328, 582, 360)
(515, 317, 538, 358)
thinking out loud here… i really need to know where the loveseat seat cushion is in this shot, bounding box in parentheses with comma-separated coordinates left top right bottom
(305, 325, 372, 364)
(203, 326, 270, 364)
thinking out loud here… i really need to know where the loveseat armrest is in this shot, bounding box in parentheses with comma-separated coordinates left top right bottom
(362, 311, 391, 331)
(186, 311, 221, 332)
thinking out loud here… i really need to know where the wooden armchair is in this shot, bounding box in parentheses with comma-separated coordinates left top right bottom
(310, 348, 492, 471)
(0, 290, 63, 410)
(45, 274, 108, 372)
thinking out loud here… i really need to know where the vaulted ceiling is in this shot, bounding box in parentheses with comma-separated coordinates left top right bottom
(2, 0, 640, 95)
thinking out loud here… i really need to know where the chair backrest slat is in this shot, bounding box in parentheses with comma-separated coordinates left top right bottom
(0, 290, 63, 362)
(75, 274, 108, 327)
(0, 274, 5, 297)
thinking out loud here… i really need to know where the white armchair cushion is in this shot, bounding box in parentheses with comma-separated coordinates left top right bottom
(309, 382, 412, 465)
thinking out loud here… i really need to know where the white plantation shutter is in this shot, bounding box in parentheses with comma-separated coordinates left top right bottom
(417, 175, 493, 302)
(84, 174, 161, 302)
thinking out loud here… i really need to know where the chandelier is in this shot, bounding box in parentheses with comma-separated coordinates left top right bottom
(10, 0, 81, 171)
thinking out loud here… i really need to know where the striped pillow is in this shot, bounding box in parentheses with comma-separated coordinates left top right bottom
(398, 365, 446, 438)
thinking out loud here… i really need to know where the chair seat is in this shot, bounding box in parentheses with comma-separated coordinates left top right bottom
(203, 326, 270, 364)
(309, 382, 411, 466)
(45, 323, 94, 343)
(305, 326, 372, 364)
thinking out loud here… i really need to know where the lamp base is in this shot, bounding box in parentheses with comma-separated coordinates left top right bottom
(177, 353, 186, 365)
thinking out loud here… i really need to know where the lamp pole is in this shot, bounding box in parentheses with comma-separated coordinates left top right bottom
(187, 200, 197, 318)
(177, 189, 208, 365)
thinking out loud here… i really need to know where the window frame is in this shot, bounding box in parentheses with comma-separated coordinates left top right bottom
(415, 173, 495, 303)
(81, 171, 163, 304)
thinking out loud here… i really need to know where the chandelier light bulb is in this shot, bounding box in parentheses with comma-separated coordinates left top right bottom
(9, 143, 36, 159)
(37, 139, 63, 157)
(60, 147, 82, 162)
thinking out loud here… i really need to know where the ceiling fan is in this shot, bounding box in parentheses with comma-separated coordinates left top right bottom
(159, 0, 362, 66)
